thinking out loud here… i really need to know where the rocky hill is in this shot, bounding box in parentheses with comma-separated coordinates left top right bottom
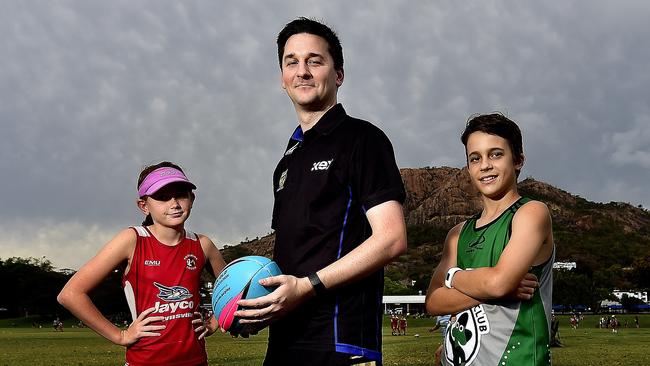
(221, 166, 650, 292)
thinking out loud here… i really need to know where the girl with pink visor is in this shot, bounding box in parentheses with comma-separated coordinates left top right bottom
(58, 161, 225, 366)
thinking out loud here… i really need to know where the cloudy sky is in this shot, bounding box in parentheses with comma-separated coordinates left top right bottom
(1, 1, 648, 270)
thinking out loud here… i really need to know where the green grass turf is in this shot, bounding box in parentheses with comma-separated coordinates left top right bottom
(1, 314, 649, 365)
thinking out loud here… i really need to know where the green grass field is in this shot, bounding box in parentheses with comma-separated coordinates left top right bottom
(1, 315, 649, 365)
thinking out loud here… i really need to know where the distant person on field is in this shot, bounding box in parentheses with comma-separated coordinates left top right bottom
(550, 314, 562, 347)
(399, 316, 407, 336)
(57, 162, 226, 366)
(430, 314, 451, 365)
(611, 315, 619, 333)
(53, 318, 63, 331)
(569, 315, 578, 330)
(426, 114, 555, 365)
(391, 314, 399, 336)
(430, 314, 451, 338)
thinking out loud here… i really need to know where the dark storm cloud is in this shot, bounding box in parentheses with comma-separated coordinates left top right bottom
(1, 1, 648, 268)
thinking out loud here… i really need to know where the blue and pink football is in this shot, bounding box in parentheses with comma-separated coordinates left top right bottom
(211, 256, 282, 333)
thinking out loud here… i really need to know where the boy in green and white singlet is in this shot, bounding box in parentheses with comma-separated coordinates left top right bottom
(426, 114, 555, 366)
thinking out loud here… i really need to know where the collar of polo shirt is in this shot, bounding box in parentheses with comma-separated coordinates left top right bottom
(290, 104, 348, 143)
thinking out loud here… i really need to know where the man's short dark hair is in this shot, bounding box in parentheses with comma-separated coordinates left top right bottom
(461, 113, 524, 175)
(277, 17, 344, 71)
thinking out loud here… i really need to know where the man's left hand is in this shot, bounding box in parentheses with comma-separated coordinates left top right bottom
(234, 274, 314, 326)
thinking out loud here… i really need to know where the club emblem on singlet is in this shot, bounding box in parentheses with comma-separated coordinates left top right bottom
(154, 282, 192, 302)
(445, 305, 490, 365)
(184, 254, 198, 270)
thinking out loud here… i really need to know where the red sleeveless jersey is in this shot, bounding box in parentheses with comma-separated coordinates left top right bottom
(122, 226, 207, 366)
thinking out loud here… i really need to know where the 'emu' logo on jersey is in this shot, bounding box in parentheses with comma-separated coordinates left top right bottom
(444, 305, 490, 365)
(311, 159, 333, 171)
(154, 282, 192, 302)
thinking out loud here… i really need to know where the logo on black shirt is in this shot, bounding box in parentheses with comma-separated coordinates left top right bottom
(277, 169, 287, 192)
(285, 142, 299, 156)
(311, 159, 333, 171)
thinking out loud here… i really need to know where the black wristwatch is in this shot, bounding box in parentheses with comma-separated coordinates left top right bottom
(308, 272, 327, 296)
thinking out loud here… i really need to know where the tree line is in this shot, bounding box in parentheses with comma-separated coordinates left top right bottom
(0, 257, 126, 320)
(1, 254, 648, 321)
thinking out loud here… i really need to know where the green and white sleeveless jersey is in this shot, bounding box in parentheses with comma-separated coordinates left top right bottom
(442, 197, 554, 366)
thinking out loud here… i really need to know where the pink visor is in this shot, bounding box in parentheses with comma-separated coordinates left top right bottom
(138, 167, 196, 197)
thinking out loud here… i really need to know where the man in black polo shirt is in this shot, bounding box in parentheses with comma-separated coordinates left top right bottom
(235, 17, 407, 366)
